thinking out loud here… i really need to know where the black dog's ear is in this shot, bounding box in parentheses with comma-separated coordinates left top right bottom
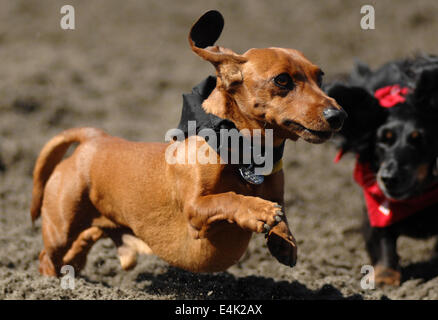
(412, 67, 438, 110)
(327, 83, 387, 154)
(349, 59, 372, 85)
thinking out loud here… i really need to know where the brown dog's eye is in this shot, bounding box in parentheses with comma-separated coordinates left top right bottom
(274, 73, 294, 90)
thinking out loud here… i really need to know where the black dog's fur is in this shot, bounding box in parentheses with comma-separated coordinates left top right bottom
(327, 54, 438, 285)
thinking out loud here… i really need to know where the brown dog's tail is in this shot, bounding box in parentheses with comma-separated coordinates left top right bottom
(30, 127, 105, 223)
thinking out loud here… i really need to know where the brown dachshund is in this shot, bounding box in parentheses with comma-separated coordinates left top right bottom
(31, 11, 345, 276)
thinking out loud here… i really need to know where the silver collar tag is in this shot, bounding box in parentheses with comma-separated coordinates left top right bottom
(239, 166, 264, 185)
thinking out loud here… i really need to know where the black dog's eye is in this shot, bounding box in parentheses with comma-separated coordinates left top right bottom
(273, 73, 294, 90)
(379, 129, 396, 145)
(407, 130, 423, 145)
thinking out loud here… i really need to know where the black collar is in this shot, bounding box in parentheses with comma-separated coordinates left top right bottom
(178, 76, 236, 136)
(177, 76, 285, 183)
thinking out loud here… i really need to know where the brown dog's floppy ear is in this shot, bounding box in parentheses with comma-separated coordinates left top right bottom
(190, 10, 224, 50)
(189, 10, 247, 89)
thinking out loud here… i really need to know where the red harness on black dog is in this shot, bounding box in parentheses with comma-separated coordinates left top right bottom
(335, 85, 438, 227)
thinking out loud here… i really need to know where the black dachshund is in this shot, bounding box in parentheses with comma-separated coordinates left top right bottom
(327, 54, 438, 286)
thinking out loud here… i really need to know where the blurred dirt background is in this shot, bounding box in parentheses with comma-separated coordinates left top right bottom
(1, 0, 438, 300)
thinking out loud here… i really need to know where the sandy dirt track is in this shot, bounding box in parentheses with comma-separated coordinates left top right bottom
(1, 0, 438, 299)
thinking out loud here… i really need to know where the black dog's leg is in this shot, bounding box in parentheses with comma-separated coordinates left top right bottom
(363, 219, 399, 268)
(362, 213, 380, 265)
(362, 213, 401, 285)
(375, 231, 401, 286)
(379, 232, 399, 268)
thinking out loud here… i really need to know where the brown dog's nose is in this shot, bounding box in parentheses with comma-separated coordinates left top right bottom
(323, 107, 347, 130)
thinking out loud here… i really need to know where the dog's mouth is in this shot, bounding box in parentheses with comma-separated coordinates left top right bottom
(378, 184, 417, 200)
(377, 174, 418, 200)
(376, 163, 433, 200)
(283, 120, 333, 144)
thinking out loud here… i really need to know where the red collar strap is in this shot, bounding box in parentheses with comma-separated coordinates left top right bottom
(353, 161, 438, 227)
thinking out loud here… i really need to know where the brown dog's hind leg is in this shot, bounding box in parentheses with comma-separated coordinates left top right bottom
(39, 210, 73, 276)
(39, 218, 101, 276)
(38, 156, 100, 276)
(107, 230, 153, 270)
(62, 227, 104, 272)
(39, 249, 57, 276)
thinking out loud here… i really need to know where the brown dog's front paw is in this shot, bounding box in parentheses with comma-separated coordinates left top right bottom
(258, 203, 284, 235)
(266, 222, 297, 267)
(374, 265, 401, 286)
(238, 200, 284, 234)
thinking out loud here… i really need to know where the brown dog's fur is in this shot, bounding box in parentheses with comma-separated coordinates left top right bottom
(31, 11, 343, 276)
